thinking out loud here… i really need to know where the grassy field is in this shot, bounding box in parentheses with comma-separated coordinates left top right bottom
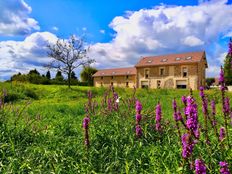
(0, 82, 231, 173)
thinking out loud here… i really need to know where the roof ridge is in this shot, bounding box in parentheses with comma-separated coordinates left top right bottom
(142, 50, 205, 58)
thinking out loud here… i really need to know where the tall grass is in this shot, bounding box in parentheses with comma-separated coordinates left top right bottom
(0, 82, 231, 173)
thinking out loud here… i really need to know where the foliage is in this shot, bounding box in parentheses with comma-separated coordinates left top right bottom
(46, 70, 51, 80)
(80, 66, 97, 86)
(47, 35, 95, 88)
(206, 77, 215, 87)
(0, 83, 231, 173)
(224, 38, 232, 85)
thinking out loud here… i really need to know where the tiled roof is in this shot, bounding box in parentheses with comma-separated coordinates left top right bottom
(135, 51, 206, 67)
(93, 67, 136, 77)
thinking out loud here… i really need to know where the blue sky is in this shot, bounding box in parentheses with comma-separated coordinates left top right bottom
(0, 0, 232, 80)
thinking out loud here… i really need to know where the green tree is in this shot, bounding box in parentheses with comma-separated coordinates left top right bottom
(47, 35, 95, 88)
(80, 66, 97, 86)
(206, 77, 215, 87)
(224, 38, 232, 85)
(55, 71, 64, 81)
(71, 71, 77, 80)
(29, 69, 40, 76)
(46, 70, 51, 79)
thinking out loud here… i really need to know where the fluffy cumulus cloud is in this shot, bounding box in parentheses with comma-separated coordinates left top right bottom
(0, 0, 39, 36)
(0, 32, 58, 80)
(89, 0, 232, 76)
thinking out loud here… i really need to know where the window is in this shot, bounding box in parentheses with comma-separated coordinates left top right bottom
(157, 80, 161, 89)
(182, 67, 188, 77)
(126, 75, 129, 79)
(160, 68, 165, 76)
(111, 76, 114, 79)
(145, 69, 149, 79)
(175, 57, 181, 61)
(101, 76, 103, 80)
(111, 82, 113, 86)
(185, 56, 192, 60)
(126, 82, 129, 87)
(161, 58, 168, 62)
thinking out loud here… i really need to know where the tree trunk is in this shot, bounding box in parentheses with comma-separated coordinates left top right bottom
(68, 70, 71, 88)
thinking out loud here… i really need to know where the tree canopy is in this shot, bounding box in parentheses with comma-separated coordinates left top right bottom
(224, 38, 232, 85)
(80, 66, 98, 86)
(47, 35, 95, 88)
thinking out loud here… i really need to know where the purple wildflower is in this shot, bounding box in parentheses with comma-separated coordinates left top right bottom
(113, 92, 119, 111)
(136, 113, 142, 123)
(219, 161, 231, 174)
(219, 127, 226, 141)
(136, 100, 142, 113)
(211, 100, 216, 115)
(155, 103, 162, 131)
(199, 86, 204, 97)
(182, 96, 187, 105)
(83, 117, 90, 147)
(219, 67, 225, 85)
(172, 99, 177, 110)
(224, 97, 230, 115)
(185, 96, 199, 138)
(136, 125, 142, 137)
(83, 117, 90, 129)
(177, 110, 183, 121)
(195, 159, 207, 174)
(181, 133, 195, 159)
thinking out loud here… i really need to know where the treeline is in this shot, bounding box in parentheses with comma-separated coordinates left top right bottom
(10, 69, 79, 85)
(10, 66, 98, 86)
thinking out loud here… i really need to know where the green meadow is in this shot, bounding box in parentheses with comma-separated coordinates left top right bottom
(0, 82, 231, 173)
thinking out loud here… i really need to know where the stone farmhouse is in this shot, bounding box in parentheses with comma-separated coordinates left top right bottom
(93, 51, 208, 90)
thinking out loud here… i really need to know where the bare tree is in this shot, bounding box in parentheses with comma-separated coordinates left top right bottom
(47, 35, 95, 88)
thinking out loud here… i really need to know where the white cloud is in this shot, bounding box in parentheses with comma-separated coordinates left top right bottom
(89, 0, 232, 77)
(99, 29, 105, 34)
(0, 32, 58, 80)
(0, 0, 40, 36)
(52, 26, 59, 31)
(182, 36, 204, 47)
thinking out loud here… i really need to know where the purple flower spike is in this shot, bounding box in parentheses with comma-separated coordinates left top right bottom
(195, 159, 207, 174)
(155, 103, 162, 131)
(219, 161, 231, 174)
(219, 67, 225, 85)
(211, 100, 216, 115)
(83, 117, 90, 129)
(136, 113, 142, 123)
(219, 127, 226, 141)
(177, 110, 183, 121)
(182, 96, 187, 105)
(181, 133, 195, 159)
(224, 97, 230, 115)
(136, 125, 142, 137)
(136, 100, 142, 113)
(172, 99, 177, 110)
(199, 86, 204, 97)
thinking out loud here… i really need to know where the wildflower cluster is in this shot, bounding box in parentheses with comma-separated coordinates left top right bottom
(155, 102, 162, 131)
(135, 100, 142, 137)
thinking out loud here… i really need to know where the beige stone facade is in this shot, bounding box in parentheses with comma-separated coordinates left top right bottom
(93, 67, 136, 88)
(93, 51, 208, 90)
(136, 63, 206, 90)
(94, 75, 136, 88)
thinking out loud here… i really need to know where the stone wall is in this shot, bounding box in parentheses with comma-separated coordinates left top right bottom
(94, 75, 136, 88)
